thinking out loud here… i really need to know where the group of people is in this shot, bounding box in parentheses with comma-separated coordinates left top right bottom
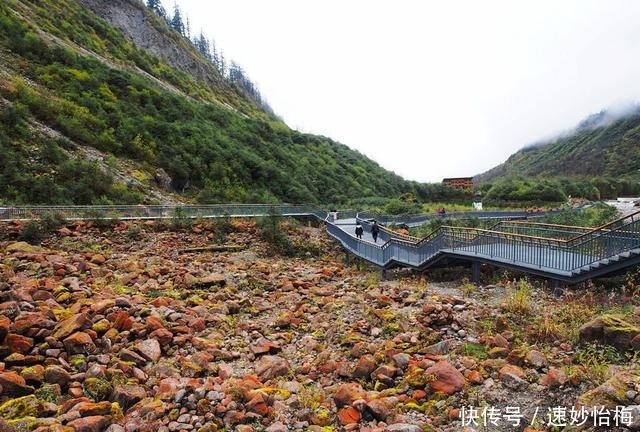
(355, 220, 379, 243)
(437, 207, 447, 217)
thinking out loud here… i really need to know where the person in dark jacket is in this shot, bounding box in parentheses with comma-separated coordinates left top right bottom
(371, 221, 380, 243)
(355, 223, 363, 239)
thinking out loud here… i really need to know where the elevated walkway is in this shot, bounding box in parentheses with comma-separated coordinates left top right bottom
(2, 204, 639, 283)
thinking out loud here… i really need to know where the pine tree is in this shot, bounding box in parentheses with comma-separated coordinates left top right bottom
(210, 38, 219, 69)
(146, 0, 166, 18)
(195, 32, 210, 60)
(218, 51, 227, 77)
(170, 4, 185, 35)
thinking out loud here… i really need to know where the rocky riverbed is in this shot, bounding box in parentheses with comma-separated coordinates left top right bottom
(1, 219, 640, 432)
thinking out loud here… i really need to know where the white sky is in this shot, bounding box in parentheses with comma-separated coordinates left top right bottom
(161, 0, 640, 182)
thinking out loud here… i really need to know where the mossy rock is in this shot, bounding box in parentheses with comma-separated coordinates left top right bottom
(577, 370, 640, 407)
(578, 314, 640, 351)
(34, 384, 61, 404)
(7, 416, 38, 431)
(0, 395, 44, 419)
(83, 377, 113, 401)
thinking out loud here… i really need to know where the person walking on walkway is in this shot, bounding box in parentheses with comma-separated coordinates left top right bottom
(355, 223, 363, 239)
(371, 221, 380, 243)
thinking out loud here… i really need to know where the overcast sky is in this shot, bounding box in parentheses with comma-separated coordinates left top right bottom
(161, 0, 640, 183)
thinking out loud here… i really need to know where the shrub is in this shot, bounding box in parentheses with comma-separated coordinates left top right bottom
(257, 207, 295, 256)
(503, 279, 533, 316)
(20, 220, 43, 244)
(40, 212, 66, 232)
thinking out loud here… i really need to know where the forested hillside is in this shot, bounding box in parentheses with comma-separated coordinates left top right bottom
(0, 0, 444, 205)
(476, 107, 640, 204)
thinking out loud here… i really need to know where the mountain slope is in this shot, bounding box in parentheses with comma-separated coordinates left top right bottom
(477, 107, 640, 183)
(0, 0, 421, 205)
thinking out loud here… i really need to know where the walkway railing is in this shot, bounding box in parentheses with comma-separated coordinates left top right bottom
(0, 204, 328, 221)
(4, 204, 638, 281)
(357, 209, 559, 226)
(328, 209, 640, 280)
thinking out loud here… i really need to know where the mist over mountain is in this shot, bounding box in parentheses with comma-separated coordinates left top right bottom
(476, 103, 640, 185)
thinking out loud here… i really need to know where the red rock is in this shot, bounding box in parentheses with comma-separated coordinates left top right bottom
(150, 328, 173, 346)
(20, 364, 44, 383)
(449, 408, 461, 420)
(14, 313, 45, 334)
(73, 401, 113, 416)
(338, 407, 361, 425)
(352, 354, 377, 379)
(190, 317, 206, 332)
(466, 370, 483, 384)
(490, 334, 510, 349)
(334, 382, 365, 408)
(366, 398, 391, 420)
(58, 227, 73, 236)
(540, 366, 568, 387)
(246, 392, 269, 416)
(63, 332, 95, 355)
(146, 316, 165, 331)
(250, 338, 281, 355)
(67, 416, 109, 432)
(256, 355, 291, 381)
(412, 389, 427, 400)
(52, 313, 89, 339)
(525, 350, 548, 369)
(424, 361, 465, 395)
(112, 385, 146, 409)
(499, 364, 524, 379)
(0, 316, 9, 342)
(90, 299, 115, 314)
(90, 254, 106, 265)
(156, 378, 181, 401)
(150, 297, 170, 308)
(136, 339, 161, 362)
(6, 334, 34, 354)
(111, 311, 133, 331)
(0, 371, 34, 396)
(188, 273, 226, 288)
(44, 365, 71, 386)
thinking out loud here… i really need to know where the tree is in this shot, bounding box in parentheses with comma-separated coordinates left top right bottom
(218, 51, 227, 77)
(210, 38, 219, 68)
(146, 0, 166, 18)
(170, 4, 185, 35)
(194, 32, 210, 60)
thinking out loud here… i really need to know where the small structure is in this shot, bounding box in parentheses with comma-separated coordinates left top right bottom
(443, 177, 474, 190)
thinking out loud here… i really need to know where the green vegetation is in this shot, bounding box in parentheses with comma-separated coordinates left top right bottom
(0, 0, 453, 206)
(478, 176, 616, 206)
(477, 109, 640, 197)
(536, 202, 619, 227)
(256, 208, 295, 256)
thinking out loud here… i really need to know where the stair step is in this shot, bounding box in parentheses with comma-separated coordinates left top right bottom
(620, 251, 631, 259)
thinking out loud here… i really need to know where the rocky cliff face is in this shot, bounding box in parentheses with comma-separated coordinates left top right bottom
(77, 0, 227, 90)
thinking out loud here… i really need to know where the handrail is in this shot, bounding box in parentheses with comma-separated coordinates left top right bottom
(497, 220, 593, 231)
(565, 209, 640, 243)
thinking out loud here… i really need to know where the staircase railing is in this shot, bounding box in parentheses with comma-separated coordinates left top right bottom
(330, 209, 640, 275)
(492, 221, 592, 240)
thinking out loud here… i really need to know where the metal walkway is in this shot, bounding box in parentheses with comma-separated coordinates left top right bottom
(2, 204, 639, 283)
(327, 212, 640, 284)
